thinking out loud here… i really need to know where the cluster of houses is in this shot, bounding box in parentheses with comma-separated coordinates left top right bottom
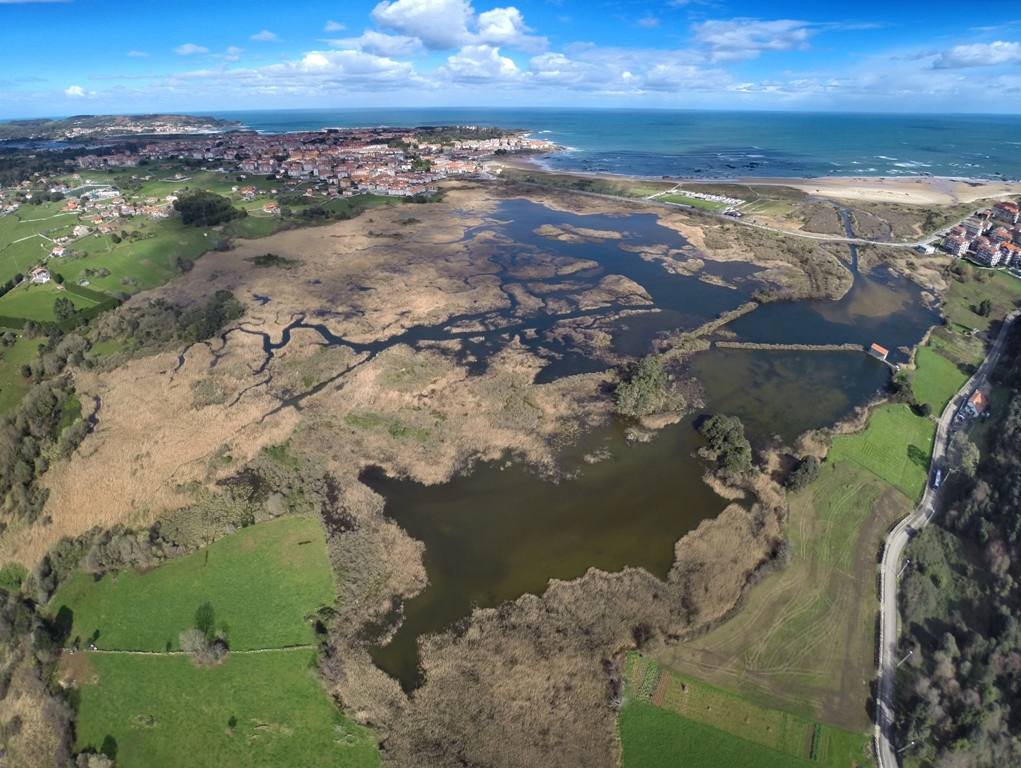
(940, 200, 1021, 268)
(71, 126, 555, 198)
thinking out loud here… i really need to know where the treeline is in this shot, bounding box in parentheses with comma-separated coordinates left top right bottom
(895, 322, 1021, 766)
(0, 587, 76, 766)
(23, 442, 340, 605)
(94, 289, 243, 353)
(0, 377, 86, 526)
(173, 190, 246, 227)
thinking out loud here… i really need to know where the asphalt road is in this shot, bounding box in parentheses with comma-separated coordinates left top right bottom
(874, 310, 1020, 768)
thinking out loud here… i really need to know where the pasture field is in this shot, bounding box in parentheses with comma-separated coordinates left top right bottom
(0, 202, 78, 283)
(927, 325, 985, 368)
(661, 460, 907, 729)
(827, 404, 935, 500)
(51, 515, 334, 651)
(0, 281, 101, 321)
(912, 345, 968, 413)
(44, 219, 216, 296)
(54, 515, 377, 767)
(619, 655, 871, 768)
(943, 270, 1021, 333)
(0, 333, 41, 414)
(71, 651, 378, 768)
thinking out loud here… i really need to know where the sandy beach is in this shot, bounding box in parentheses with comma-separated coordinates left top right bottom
(495, 155, 1021, 206)
(735, 175, 1021, 206)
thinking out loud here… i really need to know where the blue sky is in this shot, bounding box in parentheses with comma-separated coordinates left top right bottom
(2, 0, 1020, 117)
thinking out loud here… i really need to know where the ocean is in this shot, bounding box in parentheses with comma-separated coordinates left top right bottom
(207, 108, 1021, 180)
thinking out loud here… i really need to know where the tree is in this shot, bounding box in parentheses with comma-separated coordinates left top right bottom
(172, 190, 245, 227)
(950, 431, 980, 477)
(614, 356, 668, 417)
(698, 414, 753, 478)
(179, 627, 229, 666)
(53, 297, 75, 322)
(52, 272, 64, 285)
(786, 455, 820, 491)
(976, 298, 993, 317)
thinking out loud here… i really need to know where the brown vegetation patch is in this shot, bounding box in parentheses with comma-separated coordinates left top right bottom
(322, 499, 784, 768)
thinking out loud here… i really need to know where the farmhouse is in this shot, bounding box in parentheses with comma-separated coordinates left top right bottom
(30, 266, 50, 284)
(964, 388, 989, 418)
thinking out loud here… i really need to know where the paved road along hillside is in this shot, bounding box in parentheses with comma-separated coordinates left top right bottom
(874, 310, 1020, 768)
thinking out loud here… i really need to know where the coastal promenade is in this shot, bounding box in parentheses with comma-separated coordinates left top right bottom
(874, 310, 1020, 768)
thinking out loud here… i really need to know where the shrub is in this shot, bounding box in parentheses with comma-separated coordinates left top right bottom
(179, 628, 229, 666)
(697, 414, 753, 478)
(614, 356, 667, 417)
(785, 455, 820, 491)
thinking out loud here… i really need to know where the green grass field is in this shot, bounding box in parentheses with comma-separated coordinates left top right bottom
(0, 281, 101, 321)
(0, 202, 78, 283)
(912, 345, 968, 413)
(618, 655, 870, 768)
(927, 325, 985, 368)
(49, 220, 216, 296)
(827, 404, 935, 500)
(658, 193, 726, 211)
(661, 459, 908, 729)
(54, 515, 377, 767)
(52, 515, 335, 651)
(0, 333, 40, 414)
(73, 651, 378, 768)
(943, 271, 1021, 333)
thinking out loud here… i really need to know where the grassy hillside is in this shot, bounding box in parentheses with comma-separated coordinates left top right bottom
(53, 515, 335, 651)
(72, 651, 378, 768)
(828, 404, 935, 500)
(660, 460, 907, 728)
(912, 345, 968, 413)
(52, 515, 376, 768)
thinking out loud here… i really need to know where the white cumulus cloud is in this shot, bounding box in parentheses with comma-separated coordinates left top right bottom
(933, 40, 1021, 68)
(476, 7, 545, 51)
(250, 29, 278, 42)
(328, 30, 422, 57)
(693, 18, 814, 62)
(441, 44, 519, 82)
(372, 0, 473, 50)
(64, 84, 86, 97)
(324, 20, 346, 32)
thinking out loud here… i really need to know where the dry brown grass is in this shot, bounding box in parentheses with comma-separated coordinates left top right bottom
(369, 500, 783, 768)
(0, 185, 624, 567)
(1, 655, 73, 768)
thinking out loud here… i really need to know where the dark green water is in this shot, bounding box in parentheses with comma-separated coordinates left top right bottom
(365, 199, 934, 691)
(691, 349, 892, 444)
(364, 418, 723, 689)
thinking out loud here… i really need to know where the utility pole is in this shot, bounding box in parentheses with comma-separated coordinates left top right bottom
(896, 649, 913, 667)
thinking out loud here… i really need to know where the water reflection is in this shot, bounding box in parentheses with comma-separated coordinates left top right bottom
(365, 199, 933, 690)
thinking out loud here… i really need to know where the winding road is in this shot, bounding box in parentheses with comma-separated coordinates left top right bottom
(874, 309, 1020, 768)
